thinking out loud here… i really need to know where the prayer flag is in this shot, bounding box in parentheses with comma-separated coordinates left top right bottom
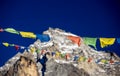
(36, 34, 50, 42)
(101, 59, 108, 64)
(61, 53, 65, 58)
(67, 36, 81, 46)
(56, 51, 60, 57)
(52, 52, 55, 56)
(20, 31, 36, 39)
(78, 56, 84, 62)
(65, 53, 70, 60)
(15, 45, 19, 50)
(117, 38, 120, 44)
(88, 58, 92, 62)
(9, 44, 15, 46)
(83, 57, 87, 62)
(74, 55, 79, 61)
(4, 28, 19, 34)
(110, 60, 114, 64)
(83, 37, 97, 49)
(0, 28, 4, 32)
(41, 50, 45, 55)
(30, 47, 36, 53)
(20, 46, 25, 49)
(36, 49, 40, 53)
(99, 38, 115, 48)
(2, 42, 9, 47)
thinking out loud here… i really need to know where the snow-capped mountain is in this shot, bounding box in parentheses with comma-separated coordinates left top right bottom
(0, 27, 120, 76)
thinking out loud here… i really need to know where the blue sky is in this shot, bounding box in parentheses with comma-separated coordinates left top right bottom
(0, 0, 120, 66)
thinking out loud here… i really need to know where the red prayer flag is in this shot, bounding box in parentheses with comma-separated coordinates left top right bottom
(0, 28, 4, 32)
(41, 50, 45, 55)
(88, 58, 92, 62)
(65, 53, 70, 60)
(15, 45, 19, 50)
(110, 60, 114, 64)
(67, 36, 81, 46)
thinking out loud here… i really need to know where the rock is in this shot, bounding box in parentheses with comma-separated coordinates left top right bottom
(0, 28, 120, 76)
(45, 59, 89, 76)
(4, 56, 39, 76)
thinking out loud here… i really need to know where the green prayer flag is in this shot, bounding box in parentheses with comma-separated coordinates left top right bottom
(36, 49, 40, 53)
(83, 37, 97, 49)
(4, 28, 19, 34)
(61, 53, 65, 58)
(9, 44, 15, 46)
(104, 60, 108, 64)
(83, 57, 87, 62)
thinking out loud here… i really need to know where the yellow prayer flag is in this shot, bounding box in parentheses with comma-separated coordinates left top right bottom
(2, 42, 9, 47)
(99, 38, 115, 48)
(78, 56, 84, 62)
(20, 31, 36, 39)
(101, 59, 108, 64)
(30, 47, 36, 53)
(56, 52, 60, 57)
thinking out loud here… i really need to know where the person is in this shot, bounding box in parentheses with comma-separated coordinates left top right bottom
(106, 51, 113, 60)
(106, 51, 115, 64)
(37, 53, 48, 76)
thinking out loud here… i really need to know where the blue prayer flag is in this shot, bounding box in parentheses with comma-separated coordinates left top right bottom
(117, 38, 120, 44)
(36, 34, 50, 42)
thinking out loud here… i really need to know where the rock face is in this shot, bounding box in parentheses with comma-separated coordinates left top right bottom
(4, 56, 39, 76)
(45, 59, 89, 76)
(0, 28, 120, 76)
(0, 52, 22, 76)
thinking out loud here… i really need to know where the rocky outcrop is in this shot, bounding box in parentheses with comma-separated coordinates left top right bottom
(45, 59, 89, 76)
(4, 56, 39, 76)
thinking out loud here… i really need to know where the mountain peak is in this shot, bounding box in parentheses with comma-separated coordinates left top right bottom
(0, 28, 120, 76)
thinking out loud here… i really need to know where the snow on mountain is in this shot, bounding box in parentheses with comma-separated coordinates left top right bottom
(42, 27, 115, 60)
(0, 27, 120, 76)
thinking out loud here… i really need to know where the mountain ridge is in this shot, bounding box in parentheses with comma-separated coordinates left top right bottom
(0, 27, 120, 76)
